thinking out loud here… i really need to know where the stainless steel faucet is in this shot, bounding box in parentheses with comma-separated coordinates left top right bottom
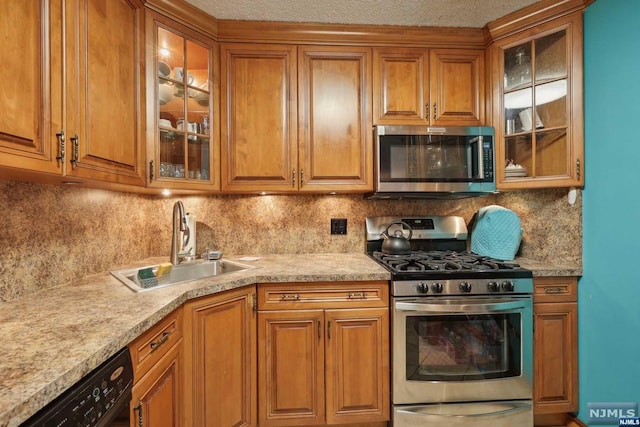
(170, 201, 189, 265)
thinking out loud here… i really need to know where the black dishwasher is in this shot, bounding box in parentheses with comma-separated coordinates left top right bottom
(22, 347, 133, 427)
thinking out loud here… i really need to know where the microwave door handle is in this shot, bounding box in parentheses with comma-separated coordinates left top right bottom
(395, 299, 528, 313)
(473, 136, 484, 179)
(396, 401, 532, 419)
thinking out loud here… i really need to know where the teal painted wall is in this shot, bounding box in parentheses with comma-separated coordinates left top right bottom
(581, 0, 640, 423)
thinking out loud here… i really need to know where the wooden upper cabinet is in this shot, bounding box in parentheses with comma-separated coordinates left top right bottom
(429, 49, 485, 125)
(221, 44, 372, 194)
(373, 48, 484, 126)
(221, 44, 298, 192)
(0, 0, 145, 186)
(146, 11, 218, 191)
(0, 0, 63, 175)
(491, 12, 584, 189)
(64, 0, 145, 185)
(298, 46, 373, 192)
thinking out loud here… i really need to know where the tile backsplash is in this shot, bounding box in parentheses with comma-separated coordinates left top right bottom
(0, 180, 581, 302)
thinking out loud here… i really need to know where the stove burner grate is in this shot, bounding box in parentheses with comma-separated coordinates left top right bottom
(373, 250, 521, 273)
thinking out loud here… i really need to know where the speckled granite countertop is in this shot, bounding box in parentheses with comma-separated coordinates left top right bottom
(516, 257, 582, 277)
(0, 253, 579, 426)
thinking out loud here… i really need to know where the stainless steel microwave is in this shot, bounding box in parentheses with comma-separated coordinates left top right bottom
(369, 125, 496, 199)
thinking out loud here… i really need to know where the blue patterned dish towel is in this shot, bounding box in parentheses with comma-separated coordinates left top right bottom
(470, 205, 523, 260)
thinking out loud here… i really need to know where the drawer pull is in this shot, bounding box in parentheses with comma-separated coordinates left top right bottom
(544, 287, 568, 294)
(281, 294, 300, 301)
(150, 330, 172, 350)
(348, 292, 366, 299)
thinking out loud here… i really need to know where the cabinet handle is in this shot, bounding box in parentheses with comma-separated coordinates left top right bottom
(576, 158, 581, 180)
(55, 130, 65, 163)
(348, 291, 366, 299)
(318, 320, 321, 339)
(425, 104, 429, 118)
(70, 134, 79, 166)
(433, 103, 437, 120)
(327, 320, 331, 339)
(133, 402, 143, 427)
(252, 292, 257, 311)
(150, 330, 172, 350)
(292, 169, 296, 187)
(300, 169, 304, 185)
(544, 287, 568, 295)
(281, 294, 300, 301)
(149, 160, 154, 182)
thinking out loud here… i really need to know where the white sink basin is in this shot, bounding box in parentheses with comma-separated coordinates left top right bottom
(111, 259, 255, 292)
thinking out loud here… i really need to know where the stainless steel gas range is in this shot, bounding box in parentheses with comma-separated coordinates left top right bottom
(366, 216, 534, 427)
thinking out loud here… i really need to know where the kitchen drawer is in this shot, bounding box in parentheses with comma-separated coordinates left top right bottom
(257, 281, 389, 310)
(534, 277, 577, 303)
(129, 307, 183, 381)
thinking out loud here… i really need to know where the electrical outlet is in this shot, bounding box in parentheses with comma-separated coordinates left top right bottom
(330, 218, 347, 235)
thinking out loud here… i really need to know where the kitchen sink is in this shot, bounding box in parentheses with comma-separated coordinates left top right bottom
(111, 259, 256, 292)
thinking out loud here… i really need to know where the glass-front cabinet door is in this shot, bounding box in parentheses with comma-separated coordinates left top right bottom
(492, 13, 583, 189)
(146, 11, 217, 190)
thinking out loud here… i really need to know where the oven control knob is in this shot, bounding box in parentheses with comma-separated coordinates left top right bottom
(431, 282, 444, 294)
(416, 282, 429, 294)
(459, 282, 472, 293)
(501, 281, 515, 292)
(487, 281, 500, 292)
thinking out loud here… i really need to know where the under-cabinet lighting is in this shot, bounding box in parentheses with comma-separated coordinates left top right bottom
(161, 189, 172, 196)
(159, 47, 170, 57)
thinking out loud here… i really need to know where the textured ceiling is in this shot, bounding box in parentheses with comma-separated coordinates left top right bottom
(184, 0, 541, 28)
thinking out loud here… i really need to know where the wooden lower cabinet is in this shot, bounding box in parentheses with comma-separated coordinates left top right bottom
(130, 340, 182, 427)
(183, 286, 257, 427)
(533, 277, 579, 426)
(324, 309, 389, 424)
(128, 308, 183, 427)
(257, 282, 389, 426)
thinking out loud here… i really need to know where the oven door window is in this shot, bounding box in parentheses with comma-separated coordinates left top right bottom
(380, 134, 479, 182)
(405, 313, 521, 381)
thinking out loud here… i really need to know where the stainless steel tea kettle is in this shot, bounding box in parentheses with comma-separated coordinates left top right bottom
(381, 221, 413, 255)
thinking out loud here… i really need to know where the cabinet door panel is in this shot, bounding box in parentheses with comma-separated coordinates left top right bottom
(258, 310, 325, 426)
(430, 49, 484, 125)
(534, 302, 578, 414)
(131, 341, 182, 427)
(65, 0, 144, 185)
(0, 0, 61, 174)
(221, 44, 298, 192)
(373, 48, 429, 124)
(147, 13, 218, 191)
(298, 46, 372, 192)
(325, 308, 390, 424)
(184, 287, 256, 427)
(493, 13, 583, 189)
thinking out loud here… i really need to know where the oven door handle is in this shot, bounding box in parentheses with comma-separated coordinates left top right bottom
(396, 401, 532, 419)
(395, 298, 529, 313)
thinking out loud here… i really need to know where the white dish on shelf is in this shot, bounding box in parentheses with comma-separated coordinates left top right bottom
(505, 168, 527, 178)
